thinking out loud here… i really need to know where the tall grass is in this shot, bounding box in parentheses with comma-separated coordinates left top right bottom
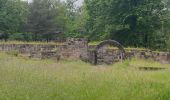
(0, 53, 170, 100)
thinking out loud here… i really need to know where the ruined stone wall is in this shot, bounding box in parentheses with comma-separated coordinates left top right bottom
(126, 49, 170, 64)
(58, 38, 88, 59)
(0, 39, 170, 64)
(0, 38, 88, 60)
(87, 47, 170, 64)
(0, 44, 60, 58)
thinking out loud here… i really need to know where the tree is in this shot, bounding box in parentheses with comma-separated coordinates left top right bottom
(84, 0, 167, 49)
(0, 0, 28, 33)
(64, 0, 89, 38)
(27, 0, 67, 41)
(64, 0, 78, 34)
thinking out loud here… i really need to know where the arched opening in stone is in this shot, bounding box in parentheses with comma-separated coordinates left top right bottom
(94, 40, 126, 65)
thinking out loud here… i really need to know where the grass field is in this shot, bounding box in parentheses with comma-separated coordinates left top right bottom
(0, 53, 170, 100)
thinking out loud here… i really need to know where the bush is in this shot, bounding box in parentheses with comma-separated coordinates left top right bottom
(8, 32, 33, 41)
(6, 50, 19, 57)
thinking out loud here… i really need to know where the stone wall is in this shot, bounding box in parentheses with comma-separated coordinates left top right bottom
(87, 48, 170, 64)
(126, 49, 170, 64)
(0, 39, 170, 64)
(0, 38, 88, 60)
(58, 38, 88, 59)
(0, 44, 60, 58)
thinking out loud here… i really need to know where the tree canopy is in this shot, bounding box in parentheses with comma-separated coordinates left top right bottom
(0, 0, 28, 33)
(0, 0, 170, 51)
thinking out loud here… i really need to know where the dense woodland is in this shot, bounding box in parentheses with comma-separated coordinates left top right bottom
(0, 0, 170, 51)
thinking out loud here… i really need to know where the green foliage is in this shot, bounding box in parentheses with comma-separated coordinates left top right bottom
(0, 0, 28, 33)
(26, 0, 68, 41)
(64, 0, 88, 37)
(8, 32, 33, 41)
(6, 50, 19, 56)
(0, 0, 170, 51)
(84, 0, 170, 49)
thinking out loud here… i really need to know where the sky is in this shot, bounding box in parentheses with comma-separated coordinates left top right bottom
(27, 0, 83, 6)
(61, 0, 83, 6)
(74, 0, 83, 6)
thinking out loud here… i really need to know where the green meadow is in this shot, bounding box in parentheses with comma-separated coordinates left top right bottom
(0, 53, 170, 100)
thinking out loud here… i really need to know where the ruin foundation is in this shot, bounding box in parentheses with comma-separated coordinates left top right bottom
(0, 38, 170, 64)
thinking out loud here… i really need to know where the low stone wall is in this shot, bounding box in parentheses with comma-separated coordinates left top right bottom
(126, 49, 170, 64)
(0, 38, 88, 60)
(0, 39, 170, 64)
(58, 38, 88, 59)
(0, 44, 60, 58)
(87, 48, 170, 64)
(0, 44, 58, 53)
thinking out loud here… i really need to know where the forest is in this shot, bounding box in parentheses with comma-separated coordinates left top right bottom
(0, 0, 170, 51)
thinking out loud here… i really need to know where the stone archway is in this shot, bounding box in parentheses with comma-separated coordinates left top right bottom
(93, 40, 126, 65)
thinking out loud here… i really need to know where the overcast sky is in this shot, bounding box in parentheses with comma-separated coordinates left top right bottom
(27, 0, 83, 6)
(74, 0, 83, 6)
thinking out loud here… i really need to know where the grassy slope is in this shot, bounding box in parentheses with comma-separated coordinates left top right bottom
(0, 53, 170, 100)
